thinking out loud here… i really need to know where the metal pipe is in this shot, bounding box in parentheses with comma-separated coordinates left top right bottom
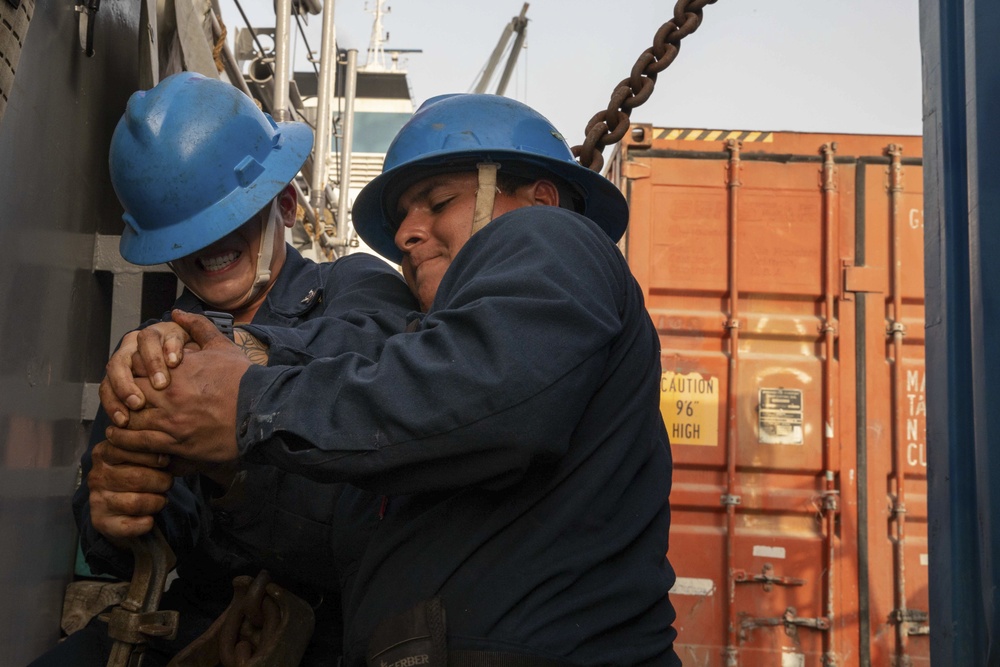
(820, 142, 840, 666)
(723, 138, 742, 667)
(273, 0, 293, 122)
(886, 142, 910, 664)
(852, 159, 874, 667)
(208, 7, 317, 230)
(310, 0, 338, 245)
(336, 48, 358, 253)
(496, 4, 529, 96)
(475, 23, 514, 94)
(293, 180, 317, 231)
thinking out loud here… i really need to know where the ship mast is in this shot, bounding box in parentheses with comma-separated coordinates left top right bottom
(364, 0, 391, 72)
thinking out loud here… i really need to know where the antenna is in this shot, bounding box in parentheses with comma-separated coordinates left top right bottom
(364, 0, 391, 72)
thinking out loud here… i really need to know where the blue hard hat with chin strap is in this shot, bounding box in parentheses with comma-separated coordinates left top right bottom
(352, 93, 630, 264)
(110, 71, 313, 265)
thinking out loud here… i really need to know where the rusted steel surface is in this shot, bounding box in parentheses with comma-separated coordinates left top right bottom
(103, 529, 180, 667)
(613, 128, 927, 666)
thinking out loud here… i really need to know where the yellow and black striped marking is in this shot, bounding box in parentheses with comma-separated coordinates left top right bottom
(654, 128, 774, 143)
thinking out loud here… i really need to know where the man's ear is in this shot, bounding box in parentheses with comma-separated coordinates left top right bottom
(278, 184, 297, 228)
(530, 180, 560, 207)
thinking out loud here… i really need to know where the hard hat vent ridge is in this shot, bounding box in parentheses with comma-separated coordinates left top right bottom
(234, 156, 266, 188)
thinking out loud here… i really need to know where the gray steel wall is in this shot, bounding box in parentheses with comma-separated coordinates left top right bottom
(0, 2, 140, 662)
(922, 0, 1000, 664)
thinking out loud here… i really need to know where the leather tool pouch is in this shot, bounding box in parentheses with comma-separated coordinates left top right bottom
(366, 597, 447, 667)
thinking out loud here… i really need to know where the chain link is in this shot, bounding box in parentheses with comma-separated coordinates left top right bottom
(219, 572, 278, 667)
(572, 0, 718, 172)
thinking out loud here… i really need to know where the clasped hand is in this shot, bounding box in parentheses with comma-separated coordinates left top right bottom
(101, 309, 251, 464)
(90, 310, 252, 540)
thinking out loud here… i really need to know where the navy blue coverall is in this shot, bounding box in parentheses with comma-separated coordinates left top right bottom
(237, 208, 680, 666)
(29, 247, 417, 667)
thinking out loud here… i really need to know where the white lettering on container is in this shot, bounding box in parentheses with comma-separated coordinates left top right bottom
(905, 369, 927, 468)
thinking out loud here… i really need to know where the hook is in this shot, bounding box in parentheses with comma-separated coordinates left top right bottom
(75, 0, 101, 57)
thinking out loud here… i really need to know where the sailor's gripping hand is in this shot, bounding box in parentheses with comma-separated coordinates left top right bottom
(88, 440, 173, 543)
(105, 311, 253, 466)
(100, 319, 193, 429)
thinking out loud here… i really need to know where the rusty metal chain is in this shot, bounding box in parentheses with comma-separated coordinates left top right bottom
(217, 572, 274, 667)
(572, 0, 718, 172)
(167, 569, 315, 667)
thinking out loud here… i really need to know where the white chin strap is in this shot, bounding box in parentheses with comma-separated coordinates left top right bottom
(171, 198, 280, 311)
(471, 162, 500, 236)
(239, 197, 279, 305)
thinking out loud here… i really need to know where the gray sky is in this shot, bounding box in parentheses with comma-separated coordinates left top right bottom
(221, 0, 923, 147)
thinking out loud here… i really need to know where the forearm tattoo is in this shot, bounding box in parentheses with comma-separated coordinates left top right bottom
(234, 328, 270, 366)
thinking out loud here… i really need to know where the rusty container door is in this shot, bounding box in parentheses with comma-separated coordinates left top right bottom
(856, 144, 929, 666)
(613, 127, 926, 666)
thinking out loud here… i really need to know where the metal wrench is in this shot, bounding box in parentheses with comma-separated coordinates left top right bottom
(101, 527, 180, 667)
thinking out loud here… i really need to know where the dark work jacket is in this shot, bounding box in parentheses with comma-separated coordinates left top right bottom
(238, 210, 680, 666)
(74, 246, 418, 662)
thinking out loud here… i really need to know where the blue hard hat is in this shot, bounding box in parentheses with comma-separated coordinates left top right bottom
(110, 72, 314, 265)
(352, 94, 629, 263)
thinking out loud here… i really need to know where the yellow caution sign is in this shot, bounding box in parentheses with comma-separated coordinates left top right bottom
(660, 371, 720, 446)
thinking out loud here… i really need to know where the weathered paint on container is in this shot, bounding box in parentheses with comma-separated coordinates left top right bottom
(609, 127, 926, 667)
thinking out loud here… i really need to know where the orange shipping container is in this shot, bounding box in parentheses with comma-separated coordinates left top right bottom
(609, 127, 927, 667)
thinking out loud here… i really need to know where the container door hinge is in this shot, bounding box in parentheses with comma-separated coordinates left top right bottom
(721, 494, 741, 506)
(842, 261, 886, 301)
(739, 607, 830, 641)
(733, 564, 805, 592)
